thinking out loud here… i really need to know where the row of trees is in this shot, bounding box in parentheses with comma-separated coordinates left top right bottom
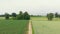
(47, 12, 60, 21)
(55, 13, 60, 18)
(3, 11, 60, 21)
(5, 11, 30, 20)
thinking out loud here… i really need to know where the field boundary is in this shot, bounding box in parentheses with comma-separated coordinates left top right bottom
(31, 21, 35, 34)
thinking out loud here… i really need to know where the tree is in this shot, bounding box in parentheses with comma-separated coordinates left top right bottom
(24, 15, 30, 20)
(58, 14, 60, 18)
(5, 13, 9, 20)
(12, 13, 16, 17)
(12, 13, 17, 19)
(55, 13, 58, 18)
(16, 11, 30, 20)
(47, 13, 54, 21)
(23, 12, 30, 20)
(16, 11, 23, 20)
(19, 11, 23, 15)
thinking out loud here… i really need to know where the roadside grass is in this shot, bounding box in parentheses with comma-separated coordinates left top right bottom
(31, 22, 34, 34)
(0, 20, 29, 34)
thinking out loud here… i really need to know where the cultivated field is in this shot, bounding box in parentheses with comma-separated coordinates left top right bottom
(31, 17, 60, 34)
(0, 17, 60, 34)
(0, 20, 29, 34)
(31, 16, 60, 21)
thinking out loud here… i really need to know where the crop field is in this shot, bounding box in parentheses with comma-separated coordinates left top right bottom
(31, 17, 60, 34)
(32, 21, 60, 34)
(0, 20, 29, 34)
(31, 17, 60, 21)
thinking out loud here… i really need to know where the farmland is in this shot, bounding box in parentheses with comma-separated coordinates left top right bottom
(0, 20, 29, 34)
(0, 16, 60, 34)
(31, 16, 60, 21)
(31, 17, 60, 34)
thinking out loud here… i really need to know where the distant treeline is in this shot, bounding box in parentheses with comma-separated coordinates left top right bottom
(47, 12, 60, 21)
(0, 11, 30, 20)
(0, 15, 12, 17)
(0, 14, 43, 17)
(30, 15, 43, 17)
(0, 11, 60, 21)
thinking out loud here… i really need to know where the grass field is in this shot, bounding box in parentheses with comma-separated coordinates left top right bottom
(0, 20, 29, 34)
(31, 17, 60, 34)
(0, 17, 60, 34)
(32, 21, 60, 34)
(31, 16, 60, 21)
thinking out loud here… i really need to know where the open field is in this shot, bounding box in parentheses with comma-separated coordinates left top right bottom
(0, 20, 29, 34)
(32, 21, 60, 34)
(31, 17, 60, 34)
(0, 17, 12, 20)
(31, 16, 60, 21)
(31, 17, 47, 21)
(0, 17, 60, 34)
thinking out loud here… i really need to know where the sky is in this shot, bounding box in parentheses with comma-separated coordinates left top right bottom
(0, 0, 60, 15)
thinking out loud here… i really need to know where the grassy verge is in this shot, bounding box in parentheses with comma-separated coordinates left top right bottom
(32, 25, 34, 34)
(23, 20, 29, 34)
(31, 21, 34, 34)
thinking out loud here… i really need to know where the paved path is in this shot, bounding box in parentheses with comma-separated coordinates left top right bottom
(28, 20, 32, 34)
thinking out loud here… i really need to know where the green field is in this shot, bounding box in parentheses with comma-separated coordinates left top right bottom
(0, 20, 29, 34)
(32, 21, 60, 34)
(31, 17, 60, 34)
(0, 17, 60, 34)
(31, 17, 60, 21)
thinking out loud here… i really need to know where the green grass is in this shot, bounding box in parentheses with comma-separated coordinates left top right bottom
(32, 21, 60, 34)
(31, 17, 60, 34)
(31, 17, 47, 21)
(0, 20, 29, 34)
(31, 16, 60, 21)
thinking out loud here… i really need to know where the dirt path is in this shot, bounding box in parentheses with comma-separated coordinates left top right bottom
(28, 20, 32, 34)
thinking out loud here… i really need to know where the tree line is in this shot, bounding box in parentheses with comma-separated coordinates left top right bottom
(0, 11, 59, 21)
(47, 12, 60, 21)
(4, 11, 30, 20)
